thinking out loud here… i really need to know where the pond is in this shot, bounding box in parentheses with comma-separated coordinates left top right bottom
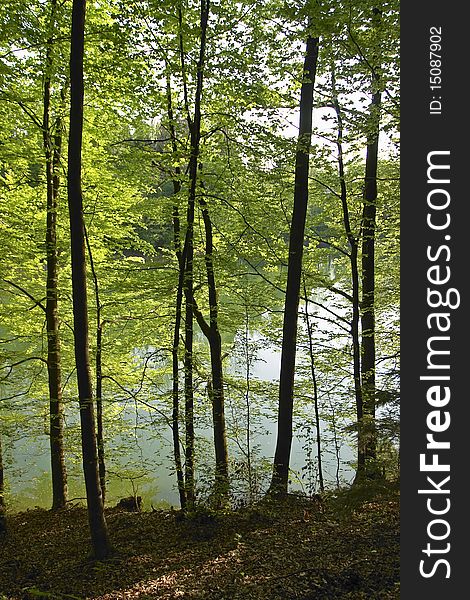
(2, 290, 361, 512)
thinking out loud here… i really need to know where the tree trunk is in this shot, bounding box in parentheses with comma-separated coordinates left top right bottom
(180, 0, 210, 505)
(331, 71, 364, 478)
(198, 195, 229, 499)
(43, 0, 68, 510)
(183, 191, 195, 506)
(171, 273, 187, 510)
(243, 305, 253, 500)
(183, 288, 195, 505)
(84, 228, 106, 502)
(0, 432, 6, 534)
(270, 35, 319, 495)
(359, 109, 379, 475)
(208, 326, 229, 500)
(359, 6, 382, 480)
(67, 0, 110, 559)
(166, 70, 187, 510)
(303, 284, 324, 493)
(183, 81, 195, 506)
(95, 323, 106, 500)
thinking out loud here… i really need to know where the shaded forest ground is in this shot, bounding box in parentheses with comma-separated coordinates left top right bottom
(0, 486, 399, 600)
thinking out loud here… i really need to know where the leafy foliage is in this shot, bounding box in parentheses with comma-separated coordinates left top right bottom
(1, 0, 399, 584)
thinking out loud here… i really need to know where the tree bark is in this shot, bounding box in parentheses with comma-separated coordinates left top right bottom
(183, 291, 195, 505)
(359, 7, 382, 478)
(303, 283, 324, 493)
(84, 229, 106, 502)
(0, 432, 6, 534)
(198, 196, 229, 498)
(43, 0, 68, 510)
(171, 256, 187, 510)
(331, 71, 364, 477)
(165, 70, 187, 510)
(95, 322, 106, 500)
(179, 0, 211, 505)
(270, 35, 319, 495)
(67, 0, 110, 559)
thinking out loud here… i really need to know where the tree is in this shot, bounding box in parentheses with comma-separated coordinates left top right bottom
(67, 0, 110, 559)
(165, 67, 188, 510)
(302, 282, 324, 492)
(0, 431, 5, 533)
(84, 229, 107, 501)
(171, 0, 229, 502)
(42, 0, 68, 510)
(358, 5, 383, 479)
(271, 33, 319, 495)
(330, 69, 364, 480)
(192, 189, 229, 501)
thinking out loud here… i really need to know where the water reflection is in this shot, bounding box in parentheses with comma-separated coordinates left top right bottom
(3, 308, 356, 512)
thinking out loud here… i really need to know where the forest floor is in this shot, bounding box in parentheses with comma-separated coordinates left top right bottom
(0, 485, 399, 600)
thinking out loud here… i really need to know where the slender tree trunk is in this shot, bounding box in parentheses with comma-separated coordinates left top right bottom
(84, 229, 106, 501)
(43, 0, 68, 510)
(303, 284, 324, 493)
(95, 323, 106, 499)
(67, 0, 110, 559)
(271, 35, 319, 495)
(0, 432, 6, 534)
(360, 108, 379, 475)
(165, 70, 187, 510)
(360, 7, 382, 478)
(197, 195, 229, 498)
(350, 243, 363, 465)
(331, 72, 364, 477)
(182, 72, 196, 506)
(171, 265, 187, 510)
(184, 288, 195, 505)
(179, 0, 210, 505)
(244, 305, 253, 500)
(182, 167, 195, 506)
(208, 336, 228, 495)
